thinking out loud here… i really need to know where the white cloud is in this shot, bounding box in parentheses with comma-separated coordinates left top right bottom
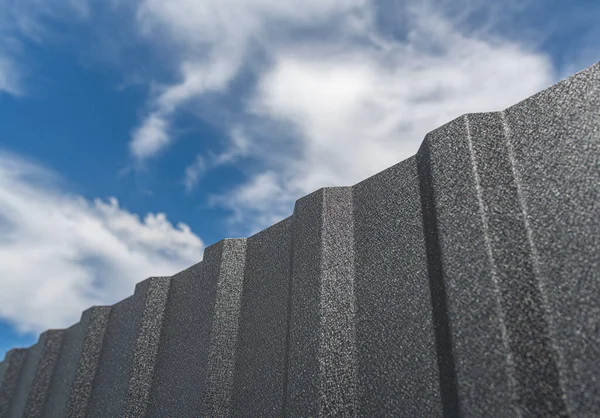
(111, 0, 557, 233)
(207, 171, 295, 235)
(130, 54, 245, 160)
(1, 0, 559, 237)
(129, 0, 368, 161)
(184, 155, 207, 193)
(130, 113, 171, 160)
(214, 127, 252, 165)
(0, 56, 20, 96)
(136, 0, 367, 47)
(0, 151, 204, 334)
(0, 0, 94, 97)
(205, 5, 555, 232)
(183, 126, 252, 193)
(253, 41, 552, 189)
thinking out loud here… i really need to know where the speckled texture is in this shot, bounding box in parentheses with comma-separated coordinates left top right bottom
(353, 159, 442, 416)
(86, 296, 143, 417)
(123, 276, 172, 418)
(286, 189, 324, 417)
(23, 330, 65, 418)
(414, 62, 600, 417)
(503, 63, 600, 415)
(0, 355, 7, 387)
(1, 61, 599, 417)
(65, 305, 111, 418)
(468, 111, 566, 416)
(145, 261, 210, 417)
(203, 239, 247, 417)
(420, 109, 571, 416)
(286, 187, 358, 417)
(418, 116, 516, 417)
(416, 138, 461, 417)
(230, 218, 292, 417)
(42, 322, 85, 417)
(6, 331, 47, 417)
(319, 187, 357, 417)
(0, 349, 26, 417)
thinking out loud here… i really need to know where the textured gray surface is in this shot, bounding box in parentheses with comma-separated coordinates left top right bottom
(41, 322, 84, 417)
(23, 330, 64, 418)
(286, 189, 324, 417)
(467, 111, 565, 416)
(230, 218, 291, 417)
(86, 296, 142, 417)
(287, 187, 359, 416)
(504, 67, 600, 414)
(203, 238, 247, 417)
(353, 159, 442, 416)
(144, 261, 211, 417)
(319, 187, 356, 417)
(418, 116, 517, 417)
(123, 277, 171, 418)
(6, 332, 46, 417)
(64, 306, 111, 418)
(0, 61, 599, 417)
(0, 349, 26, 417)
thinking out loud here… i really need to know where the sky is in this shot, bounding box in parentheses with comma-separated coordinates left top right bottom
(0, 0, 598, 357)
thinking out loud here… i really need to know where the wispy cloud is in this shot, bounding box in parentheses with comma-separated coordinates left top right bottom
(0, 0, 94, 96)
(0, 0, 564, 235)
(0, 151, 204, 334)
(0, 56, 21, 96)
(186, 1, 555, 233)
(183, 155, 207, 193)
(207, 171, 295, 234)
(183, 126, 251, 193)
(129, 0, 367, 161)
(130, 113, 171, 160)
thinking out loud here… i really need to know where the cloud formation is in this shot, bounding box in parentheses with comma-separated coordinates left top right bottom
(0, 1, 559, 237)
(235, 13, 554, 214)
(0, 0, 98, 94)
(0, 0, 561, 333)
(0, 151, 204, 333)
(129, 0, 368, 160)
(130, 0, 555, 233)
(0, 56, 20, 96)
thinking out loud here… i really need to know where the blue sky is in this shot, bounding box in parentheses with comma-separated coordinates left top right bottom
(0, 0, 598, 357)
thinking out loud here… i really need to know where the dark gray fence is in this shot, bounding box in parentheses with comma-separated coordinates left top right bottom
(1, 62, 599, 417)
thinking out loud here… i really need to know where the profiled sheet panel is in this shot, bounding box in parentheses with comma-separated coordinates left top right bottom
(123, 277, 172, 418)
(7, 333, 46, 417)
(0, 359, 6, 388)
(87, 296, 143, 418)
(23, 330, 65, 418)
(0, 359, 6, 387)
(147, 240, 245, 417)
(468, 112, 566, 416)
(146, 261, 210, 417)
(230, 218, 292, 417)
(42, 322, 85, 417)
(285, 190, 323, 417)
(65, 305, 111, 418)
(202, 239, 247, 417)
(0, 349, 26, 417)
(0, 62, 598, 418)
(285, 187, 357, 416)
(503, 62, 600, 414)
(352, 158, 442, 416)
(417, 117, 516, 417)
(318, 187, 357, 417)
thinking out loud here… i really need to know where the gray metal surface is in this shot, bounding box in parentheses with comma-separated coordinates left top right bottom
(0, 62, 599, 417)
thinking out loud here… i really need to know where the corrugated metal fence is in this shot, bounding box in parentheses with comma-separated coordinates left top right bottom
(1, 62, 599, 417)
